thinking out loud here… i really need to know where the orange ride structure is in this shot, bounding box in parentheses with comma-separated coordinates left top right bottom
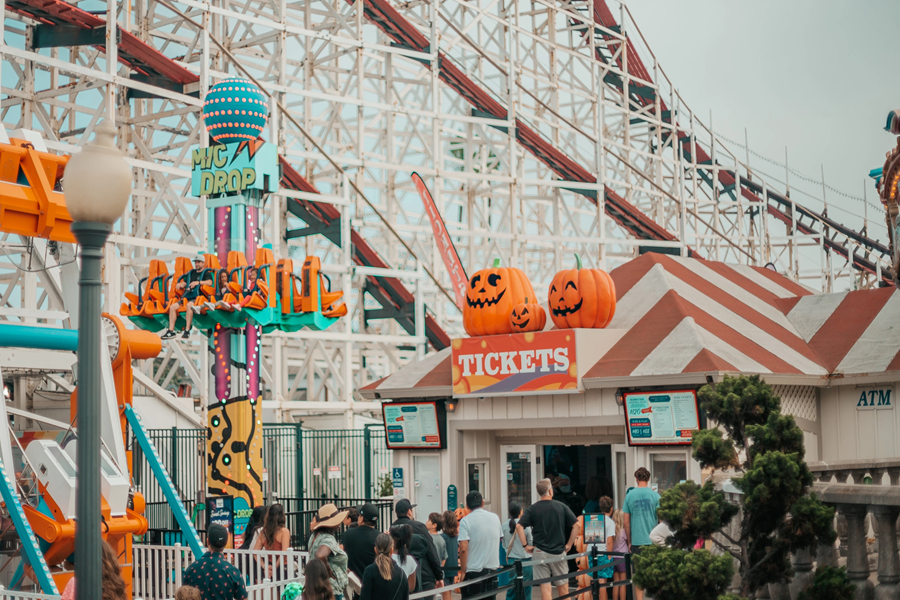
(0, 133, 203, 594)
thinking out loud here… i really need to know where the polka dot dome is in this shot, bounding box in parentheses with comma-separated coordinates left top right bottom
(202, 78, 268, 143)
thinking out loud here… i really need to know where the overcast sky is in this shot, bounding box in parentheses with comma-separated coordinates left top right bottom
(625, 0, 897, 240)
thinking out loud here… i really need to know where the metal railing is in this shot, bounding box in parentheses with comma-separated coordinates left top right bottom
(133, 544, 309, 600)
(132, 425, 393, 523)
(407, 548, 632, 600)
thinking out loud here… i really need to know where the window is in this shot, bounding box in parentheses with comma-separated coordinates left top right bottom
(650, 453, 687, 493)
(466, 460, 488, 499)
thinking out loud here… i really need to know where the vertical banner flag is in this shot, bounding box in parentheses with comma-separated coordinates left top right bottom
(412, 172, 468, 309)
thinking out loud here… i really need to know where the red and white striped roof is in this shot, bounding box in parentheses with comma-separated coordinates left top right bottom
(360, 253, 900, 399)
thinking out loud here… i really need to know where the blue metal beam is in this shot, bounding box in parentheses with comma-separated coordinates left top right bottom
(124, 405, 205, 557)
(0, 324, 78, 352)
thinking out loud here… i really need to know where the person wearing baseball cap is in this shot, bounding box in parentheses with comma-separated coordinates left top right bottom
(392, 498, 443, 594)
(343, 503, 382, 579)
(182, 523, 247, 600)
(162, 252, 211, 340)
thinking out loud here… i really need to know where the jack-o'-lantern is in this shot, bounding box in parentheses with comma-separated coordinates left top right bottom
(463, 258, 536, 336)
(548, 254, 616, 329)
(509, 298, 546, 333)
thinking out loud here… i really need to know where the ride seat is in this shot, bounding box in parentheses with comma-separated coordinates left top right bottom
(300, 256, 347, 317)
(121, 259, 166, 317)
(147, 257, 190, 315)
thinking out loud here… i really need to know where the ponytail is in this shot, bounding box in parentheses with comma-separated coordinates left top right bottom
(374, 533, 394, 581)
(507, 501, 521, 534)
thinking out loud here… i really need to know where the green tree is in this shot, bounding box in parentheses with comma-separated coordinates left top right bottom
(634, 375, 836, 599)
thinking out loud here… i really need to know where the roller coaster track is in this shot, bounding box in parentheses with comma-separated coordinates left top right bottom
(7, 0, 451, 349)
(581, 0, 892, 284)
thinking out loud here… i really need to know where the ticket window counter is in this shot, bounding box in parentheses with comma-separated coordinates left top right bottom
(648, 450, 689, 493)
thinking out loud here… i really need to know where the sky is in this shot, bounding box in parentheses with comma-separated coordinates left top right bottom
(625, 0, 898, 242)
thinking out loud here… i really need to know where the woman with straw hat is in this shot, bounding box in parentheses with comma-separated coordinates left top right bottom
(310, 503, 350, 599)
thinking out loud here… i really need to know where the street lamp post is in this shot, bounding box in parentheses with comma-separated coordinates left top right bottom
(64, 121, 132, 600)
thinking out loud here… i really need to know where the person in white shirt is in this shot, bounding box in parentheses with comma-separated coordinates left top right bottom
(458, 491, 504, 599)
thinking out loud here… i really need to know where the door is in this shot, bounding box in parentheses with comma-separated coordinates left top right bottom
(413, 454, 442, 522)
(501, 445, 538, 511)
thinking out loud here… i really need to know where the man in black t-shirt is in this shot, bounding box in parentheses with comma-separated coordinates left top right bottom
(162, 254, 211, 340)
(343, 503, 382, 579)
(517, 478, 578, 600)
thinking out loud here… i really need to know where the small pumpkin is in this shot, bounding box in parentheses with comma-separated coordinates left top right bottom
(509, 297, 546, 333)
(548, 254, 616, 329)
(463, 258, 536, 336)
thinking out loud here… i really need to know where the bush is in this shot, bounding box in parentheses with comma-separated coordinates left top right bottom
(797, 566, 854, 600)
(631, 546, 734, 600)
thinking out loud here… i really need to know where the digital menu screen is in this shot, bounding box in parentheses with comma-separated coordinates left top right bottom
(624, 390, 701, 446)
(383, 402, 447, 449)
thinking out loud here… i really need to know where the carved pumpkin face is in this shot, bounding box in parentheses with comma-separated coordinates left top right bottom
(463, 258, 536, 336)
(509, 298, 546, 333)
(548, 254, 616, 329)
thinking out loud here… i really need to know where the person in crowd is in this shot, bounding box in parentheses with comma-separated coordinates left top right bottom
(649, 520, 674, 547)
(240, 505, 268, 550)
(440, 510, 460, 600)
(554, 475, 584, 517)
(426, 512, 448, 575)
(623, 467, 660, 600)
(390, 524, 418, 592)
(62, 540, 129, 600)
(175, 586, 201, 600)
(516, 478, 578, 600)
(457, 491, 503, 600)
(163, 254, 212, 339)
(603, 498, 629, 600)
(360, 533, 410, 600)
(183, 523, 248, 600)
(345, 506, 360, 529)
(594, 497, 627, 600)
(343, 503, 382, 579)
(583, 476, 602, 514)
(237, 267, 261, 308)
(392, 499, 443, 594)
(303, 558, 335, 600)
(502, 501, 533, 600)
(255, 503, 291, 551)
(310, 503, 350, 600)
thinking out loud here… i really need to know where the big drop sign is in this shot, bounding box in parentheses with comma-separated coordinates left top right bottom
(452, 330, 578, 396)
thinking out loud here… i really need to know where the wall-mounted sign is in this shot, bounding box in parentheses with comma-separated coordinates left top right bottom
(383, 402, 448, 449)
(313, 467, 321, 476)
(447, 484, 458, 511)
(191, 140, 279, 197)
(392, 468, 404, 488)
(207, 495, 234, 549)
(328, 466, 341, 479)
(624, 390, 701, 446)
(856, 388, 893, 410)
(451, 330, 577, 396)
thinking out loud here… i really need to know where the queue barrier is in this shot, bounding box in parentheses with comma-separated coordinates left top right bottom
(409, 547, 632, 600)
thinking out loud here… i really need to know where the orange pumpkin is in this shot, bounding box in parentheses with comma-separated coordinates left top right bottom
(509, 297, 546, 333)
(548, 254, 616, 329)
(463, 258, 536, 336)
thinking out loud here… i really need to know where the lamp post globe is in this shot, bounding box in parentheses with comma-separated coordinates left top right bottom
(64, 120, 132, 224)
(66, 120, 130, 600)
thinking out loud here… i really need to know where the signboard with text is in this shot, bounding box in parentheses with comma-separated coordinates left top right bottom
(207, 496, 234, 549)
(856, 387, 893, 410)
(383, 402, 447, 449)
(191, 140, 279, 196)
(624, 390, 701, 446)
(451, 330, 578, 396)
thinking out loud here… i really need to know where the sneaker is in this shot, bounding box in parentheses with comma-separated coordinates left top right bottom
(204, 302, 216, 311)
(181, 330, 191, 339)
(161, 330, 176, 340)
(231, 303, 242, 311)
(190, 305, 202, 314)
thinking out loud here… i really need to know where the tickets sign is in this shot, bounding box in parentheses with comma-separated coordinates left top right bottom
(452, 330, 578, 396)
